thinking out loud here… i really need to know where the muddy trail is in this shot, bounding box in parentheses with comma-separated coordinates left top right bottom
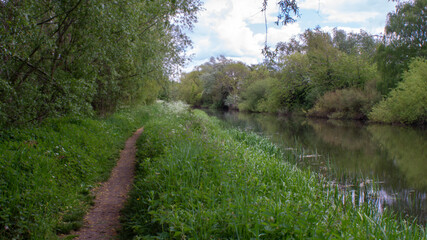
(70, 127, 144, 239)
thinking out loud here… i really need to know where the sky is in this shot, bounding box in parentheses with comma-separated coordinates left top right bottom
(182, 0, 397, 72)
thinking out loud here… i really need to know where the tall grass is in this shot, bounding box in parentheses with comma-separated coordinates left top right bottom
(121, 102, 426, 239)
(0, 105, 150, 239)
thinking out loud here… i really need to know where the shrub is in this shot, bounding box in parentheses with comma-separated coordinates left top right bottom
(309, 86, 380, 119)
(369, 58, 427, 124)
(238, 78, 278, 112)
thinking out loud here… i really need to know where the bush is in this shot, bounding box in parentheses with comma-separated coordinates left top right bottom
(274, 53, 313, 113)
(369, 58, 427, 124)
(238, 78, 278, 112)
(309, 86, 380, 119)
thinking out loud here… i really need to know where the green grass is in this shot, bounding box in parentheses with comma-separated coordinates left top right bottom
(0, 105, 151, 239)
(121, 102, 426, 239)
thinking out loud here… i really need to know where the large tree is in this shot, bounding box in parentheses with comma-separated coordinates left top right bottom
(0, 0, 201, 126)
(376, 0, 427, 94)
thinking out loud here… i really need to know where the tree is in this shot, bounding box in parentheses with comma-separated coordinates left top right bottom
(222, 62, 250, 109)
(187, 57, 250, 109)
(178, 71, 203, 106)
(262, 0, 300, 58)
(274, 53, 312, 112)
(376, 0, 427, 94)
(265, 28, 380, 115)
(239, 77, 279, 112)
(369, 57, 427, 124)
(0, 0, 202, 126)
(332, 28, 379, 59)
(262, 0, 299, 25)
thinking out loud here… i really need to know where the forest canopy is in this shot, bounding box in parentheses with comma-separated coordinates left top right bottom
(0, 0, 202, 127)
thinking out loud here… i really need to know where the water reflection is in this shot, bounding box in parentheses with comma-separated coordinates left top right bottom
(205, 110, 427, 224)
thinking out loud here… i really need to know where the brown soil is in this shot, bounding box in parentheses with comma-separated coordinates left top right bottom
(71, 127, 144, 240)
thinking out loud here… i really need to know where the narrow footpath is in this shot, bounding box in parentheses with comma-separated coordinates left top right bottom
(72, 127, 144, 240)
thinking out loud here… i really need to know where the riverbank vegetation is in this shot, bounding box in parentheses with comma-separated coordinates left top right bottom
(369, 58, 427, 124)
(121, 102, 426, 239)
(176, 0, 427, 125)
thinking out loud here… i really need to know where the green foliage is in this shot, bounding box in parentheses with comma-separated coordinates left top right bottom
(271, 29, 379, 114)
(302, 29, 376, 93)
(274, 52, 312, 112)
(0, 0, 202, 127)
(177, 71, 203, 106)
(0, 105, 151, 239)
(376, 0, 427, 94)
(180, 28, 380, 118)
(332, 28, 379, 59)
(369, 58, 427, 124)
(308, 87, 381, 119)
(121, 102, 426, 239)
(178, 57, 250, 109)
(239, 77, 278, 112)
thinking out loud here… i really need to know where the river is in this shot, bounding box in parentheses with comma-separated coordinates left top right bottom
(204, 110, 427, 225)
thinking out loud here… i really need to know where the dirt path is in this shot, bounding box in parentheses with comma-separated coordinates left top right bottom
(72, 127, 144, 240)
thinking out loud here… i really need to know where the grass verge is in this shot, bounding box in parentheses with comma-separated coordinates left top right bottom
(0, 106, 150, 239)
(121, 102, 426, 239)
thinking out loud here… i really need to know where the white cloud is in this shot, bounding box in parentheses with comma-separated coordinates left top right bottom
(185, 0, 305, 71)
(185, 0, 273, 69)
(326, 11, 379, 23)
(300, 0, 395, 24)
(265, 23, 302, 45)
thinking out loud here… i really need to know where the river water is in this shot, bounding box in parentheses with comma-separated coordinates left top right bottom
(204, 110, 427, 225)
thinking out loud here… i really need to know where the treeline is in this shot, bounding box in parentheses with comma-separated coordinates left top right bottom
(0, 0, 201, 127)
(177, 0, 427, 124)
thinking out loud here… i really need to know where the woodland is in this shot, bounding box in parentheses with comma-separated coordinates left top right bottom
(0, 0, 202, 127)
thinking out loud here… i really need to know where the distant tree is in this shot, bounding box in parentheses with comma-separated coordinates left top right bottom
(181, 57, 250, 109)
(332, 28, 379, 59)
(178, 71, 203, 106)
(239, 77, 279, 112)
(271, 53, 311, 111)
(267, 28, 379, 114)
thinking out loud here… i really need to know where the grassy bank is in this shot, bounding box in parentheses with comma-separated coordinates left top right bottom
(121, 102, 426, 239)
(0, 106, 150, 239)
